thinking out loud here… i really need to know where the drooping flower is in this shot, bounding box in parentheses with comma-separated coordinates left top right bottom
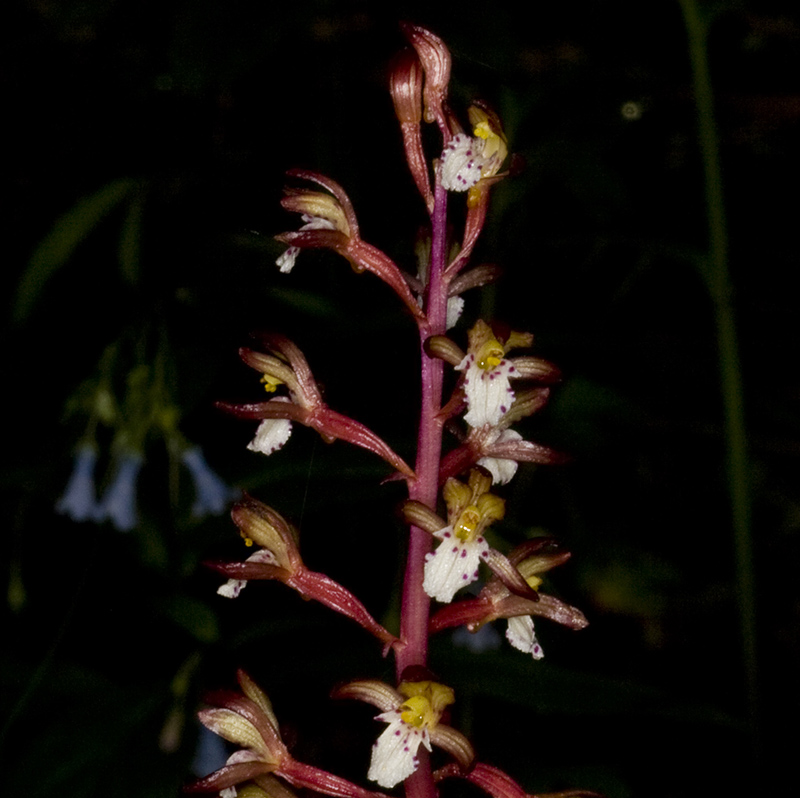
(334, 676, 473, 789)
(429, 538, 588, 660)
(218, 333, 414, 479)
(96, 451, 142, 532)
(209, 496, 397, 647)
(276, 216, 338, 274)
(182, 447, 239, 518)
(275, 172, 423, 320)
(188, 671, 384, 798)
(56, 444, 100, 522)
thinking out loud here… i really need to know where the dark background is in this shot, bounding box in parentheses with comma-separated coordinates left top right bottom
(3, 1, 799, 796)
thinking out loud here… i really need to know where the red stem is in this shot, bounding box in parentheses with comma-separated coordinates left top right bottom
(398, 178, 449, 798)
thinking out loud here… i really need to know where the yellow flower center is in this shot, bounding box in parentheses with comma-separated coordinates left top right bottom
(455, 505, 480, 543)
(476, 339, 504, 371)
(398, 681, 455, 729)
(239, 531, 254, 547)
(526, 574, 543, 591)
(260, 374, 283, 393)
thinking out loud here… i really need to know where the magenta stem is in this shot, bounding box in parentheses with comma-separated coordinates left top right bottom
(398, 178, 449, 798)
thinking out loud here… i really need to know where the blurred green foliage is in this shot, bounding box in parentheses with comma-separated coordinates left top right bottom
(3, 1, 800, 796)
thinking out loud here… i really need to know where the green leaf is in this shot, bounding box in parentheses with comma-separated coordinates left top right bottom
(14, 178, 138, 322)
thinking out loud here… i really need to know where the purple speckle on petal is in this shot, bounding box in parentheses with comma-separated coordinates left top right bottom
(460, 549, 467, 558)
(443, 531, 451, 538)
(500, 405, 507, 413)
(452, 546, 458, 553)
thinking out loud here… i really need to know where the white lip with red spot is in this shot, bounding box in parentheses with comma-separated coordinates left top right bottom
(423, 525, 490, 603)
(456, 352, 517, 428)
(367, 709, 432, 789)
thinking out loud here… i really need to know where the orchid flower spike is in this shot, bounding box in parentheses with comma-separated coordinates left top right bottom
(188, 671, 385, 798)
(217, 333, 415, 480)
(333, 674, 473, 789)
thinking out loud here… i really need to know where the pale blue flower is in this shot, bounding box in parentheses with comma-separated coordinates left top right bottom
(97, 452, 142, 531)
(452, 623, 501, 653)
(181, 447, 239, 518)
(56, 445, 100, 522)
(191, 724, 230, 777)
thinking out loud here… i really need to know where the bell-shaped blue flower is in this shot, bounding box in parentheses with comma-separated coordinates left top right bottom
(56, 445, 100, 522)
(181, 447, 238, 518)
(96, 452, 142, 531)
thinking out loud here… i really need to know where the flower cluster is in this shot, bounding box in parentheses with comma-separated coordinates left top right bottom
(56, 349, 237, 531)
(190, 23, 593, 798)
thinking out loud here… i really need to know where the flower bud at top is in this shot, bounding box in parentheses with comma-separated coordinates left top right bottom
(389, 48, 423, 125)
(401, 23, 452, 132)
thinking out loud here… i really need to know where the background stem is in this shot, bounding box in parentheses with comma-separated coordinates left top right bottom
(678, 0, 759, 766)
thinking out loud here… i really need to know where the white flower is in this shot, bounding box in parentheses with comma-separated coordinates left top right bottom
(217, 549, 278, 598)
(276, 215, 336, 273)
(446, 295, 464, 330)
(423, 525, 490, 603)
(368, 709, 431, 789)
(456, 351, 517, 428)
(477, 429, 523, 485)
(247, 398, 293, 455)
(505, 614, 544, 660)
(440, 133, 486, 192)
